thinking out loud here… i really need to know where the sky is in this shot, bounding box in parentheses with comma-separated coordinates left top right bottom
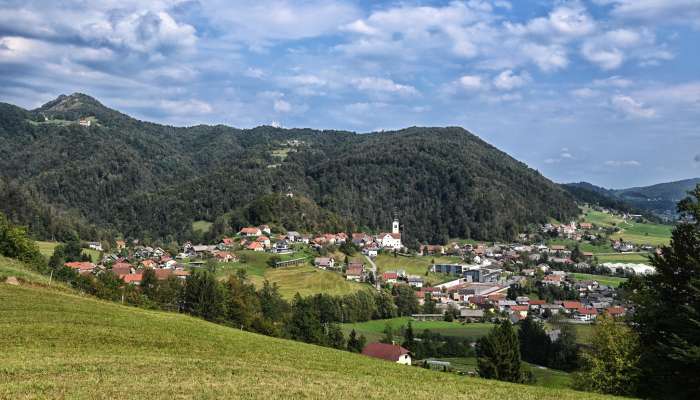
(1, 0, 699, 188)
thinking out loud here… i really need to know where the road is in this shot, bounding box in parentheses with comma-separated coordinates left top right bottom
(363, 254, 381, 290)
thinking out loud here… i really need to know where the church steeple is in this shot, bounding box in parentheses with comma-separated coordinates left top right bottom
(392, 218, 400, 234)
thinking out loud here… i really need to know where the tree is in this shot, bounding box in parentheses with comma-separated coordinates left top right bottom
(267, 255, 281, 268)
(286, 294, 325, 345)
(181, 271, 226, 322)
(628, 185, 700, 399)
(380, 323, 395, 344)
(571, 243, 582, 263)
(325, 323, 346, 349)
(548, 322, 579, 371)
(224, 273, 261, 330)
(422, 293, 437, 314)
(257, 280, 289, 324)
(476, 321, 524, 383)
(518, 317, 551, 366)
(392, 285, 419, 316)
(402, 321, 416, 351)
(573, 314, 641, 396)
(347, 329, 366, 353)
(140, 268, 158, 299)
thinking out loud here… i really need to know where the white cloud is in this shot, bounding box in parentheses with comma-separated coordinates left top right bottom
(273, 98, 292, 113)
(493, 70, 530, 90)
(522, 43, 569, 72)
(506, 4, 596, 38)
(245, 68, 265, 78)
(611, 95, 656, 118)
(352, 77, 418, 95)
(593, 76, 633, 88)
(571, 87, 599, 98)
(201, 1, 361, 47)
(603, 0, 700, 27)
(458, 75, 484, 90)
(604, 160, 641, 167)
(581, 28, 670, 70)
(159, 99, 213, 115)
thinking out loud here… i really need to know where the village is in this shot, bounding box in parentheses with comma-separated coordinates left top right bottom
(61, 204, 664, 345)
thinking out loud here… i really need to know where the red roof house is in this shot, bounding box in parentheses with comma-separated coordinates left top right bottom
(361, 343, 411, 365)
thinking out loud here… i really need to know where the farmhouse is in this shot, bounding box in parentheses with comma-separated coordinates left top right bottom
(239, 227, 262, 237)
(346, 265, 364, 282)
(314, 257, 335, 269)
(361, 343, 411, 365)
(64, 261, 96, 274)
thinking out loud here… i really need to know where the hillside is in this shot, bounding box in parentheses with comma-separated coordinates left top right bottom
(0, 266, 615, 399)
(565, 179, 700, 220)
(0, 93, 578, 243)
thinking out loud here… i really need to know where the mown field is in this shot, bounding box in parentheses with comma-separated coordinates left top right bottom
(374, 254, 456, 286)
(439, 357, 573, 390)
(0, 261, 615, 400)
(36, 240, 101, 262)
(210, 250, 367, 299)
(596, 253, 651, 264)
(570, 273, 628, 288)
(342, 317, 495, 343)
(582, 209, 672, 246)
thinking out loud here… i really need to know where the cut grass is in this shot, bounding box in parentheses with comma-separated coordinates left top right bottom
(249, 265, 368, 299)
(570, 273, 627, 288)
(0, 282, 617, 399)
(374, 254, 457, 286)
(596, 253, 651, 264)
(583, 209, 672, 246)
(342, 317, 495, 343)
(439, 357, 573, 390)
(36, 240, 60, 258)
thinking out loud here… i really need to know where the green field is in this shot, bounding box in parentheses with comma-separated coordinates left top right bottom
(342, 317, 495, 343)
(583, 209, 672, 246)
(374, 254, 457, 286)
(250, 265, 368, 299)
(546, 238, 614, 254)
(439, 357, 573, 390)
(0, 263, 615, 400)
(192, 220, 213, 233)
(36, 241, 60, 257)
(36, 240, 101, 262)
(570, 273, 628, 288)
(596, 253, 651, 264)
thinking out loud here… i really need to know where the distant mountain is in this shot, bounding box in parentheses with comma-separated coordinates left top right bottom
(0, 93, 579, 244)
(564, 178, 700, 220)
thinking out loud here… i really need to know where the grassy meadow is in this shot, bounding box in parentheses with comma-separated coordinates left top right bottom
(439, 357, 573, 390)
(0, 268, 617, 400)
(570, 273, 628, 288)
(342, 317, 495, 343)
(374, 253, 456, 286)
(582, 209, 672, 246)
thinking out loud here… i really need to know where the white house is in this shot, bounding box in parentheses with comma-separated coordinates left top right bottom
(361, 343, 411, 365)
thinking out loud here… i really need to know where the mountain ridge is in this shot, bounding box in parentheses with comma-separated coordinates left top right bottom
(0, 94, 579, 243)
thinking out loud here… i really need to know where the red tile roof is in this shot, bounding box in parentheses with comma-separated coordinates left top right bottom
(64, 262, 95, 271)
(123, 273, 143, 284)
(563, 301, 583, 309)
(529, 300, 546, 305)
(577, 307, 598, 315)
(361, 343, 409, 362)
(605, 306, 626, 316)
(510, 305, 529, 312)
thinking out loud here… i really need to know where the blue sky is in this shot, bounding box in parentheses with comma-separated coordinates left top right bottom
(1, 0, 699, 188)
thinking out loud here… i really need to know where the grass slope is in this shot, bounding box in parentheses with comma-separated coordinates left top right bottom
(374, 254, 455, 286)
(0, 282, 616, 400)
(342, 317, 495, 343)
(582, 209, 671, 246)
(439, 357, 573, 390)
(570, 273, 627, 288)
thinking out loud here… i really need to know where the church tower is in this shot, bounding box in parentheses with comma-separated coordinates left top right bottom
(392, 218, 400, 234)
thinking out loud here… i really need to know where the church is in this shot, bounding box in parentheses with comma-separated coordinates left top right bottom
(379, 218, 402, 250)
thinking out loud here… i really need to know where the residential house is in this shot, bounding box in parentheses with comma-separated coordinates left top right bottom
(382, 271, 398, 284)
(346, 265, 364, 282)
(361, 343, 411, 365)
(64, 261, 95, 274)
(314, 257, 335, 269)
(575, 307, 598, 321)
(215, 251, 237, 263)
(543, 274, 563, 286)
(460, 309, 485, 322)
(407, 275, 424, 288)
(239, 227, 262, 237)
(256, 236, 271, 248)
(87, 242, 103, 252)
(258, 225, 271, 235)
(115, 240, 126, 250)
(247, 242, 264, 252)
(123, 273, 143, 285)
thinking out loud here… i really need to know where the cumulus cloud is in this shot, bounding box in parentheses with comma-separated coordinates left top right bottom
(351, 77, 418, 95)
(604, 160, 641, 167)
(273, 99, 292, 113)
(493, 70, 530, 90)
(506, 4, 596, 37)
(582, 28, 670, 70)
(458, 75, 484, 91)
(602, 0, 700, 27)
(611, 95, 656, 118)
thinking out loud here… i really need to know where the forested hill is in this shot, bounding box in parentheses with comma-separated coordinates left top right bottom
(0, 93, 578, 244)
